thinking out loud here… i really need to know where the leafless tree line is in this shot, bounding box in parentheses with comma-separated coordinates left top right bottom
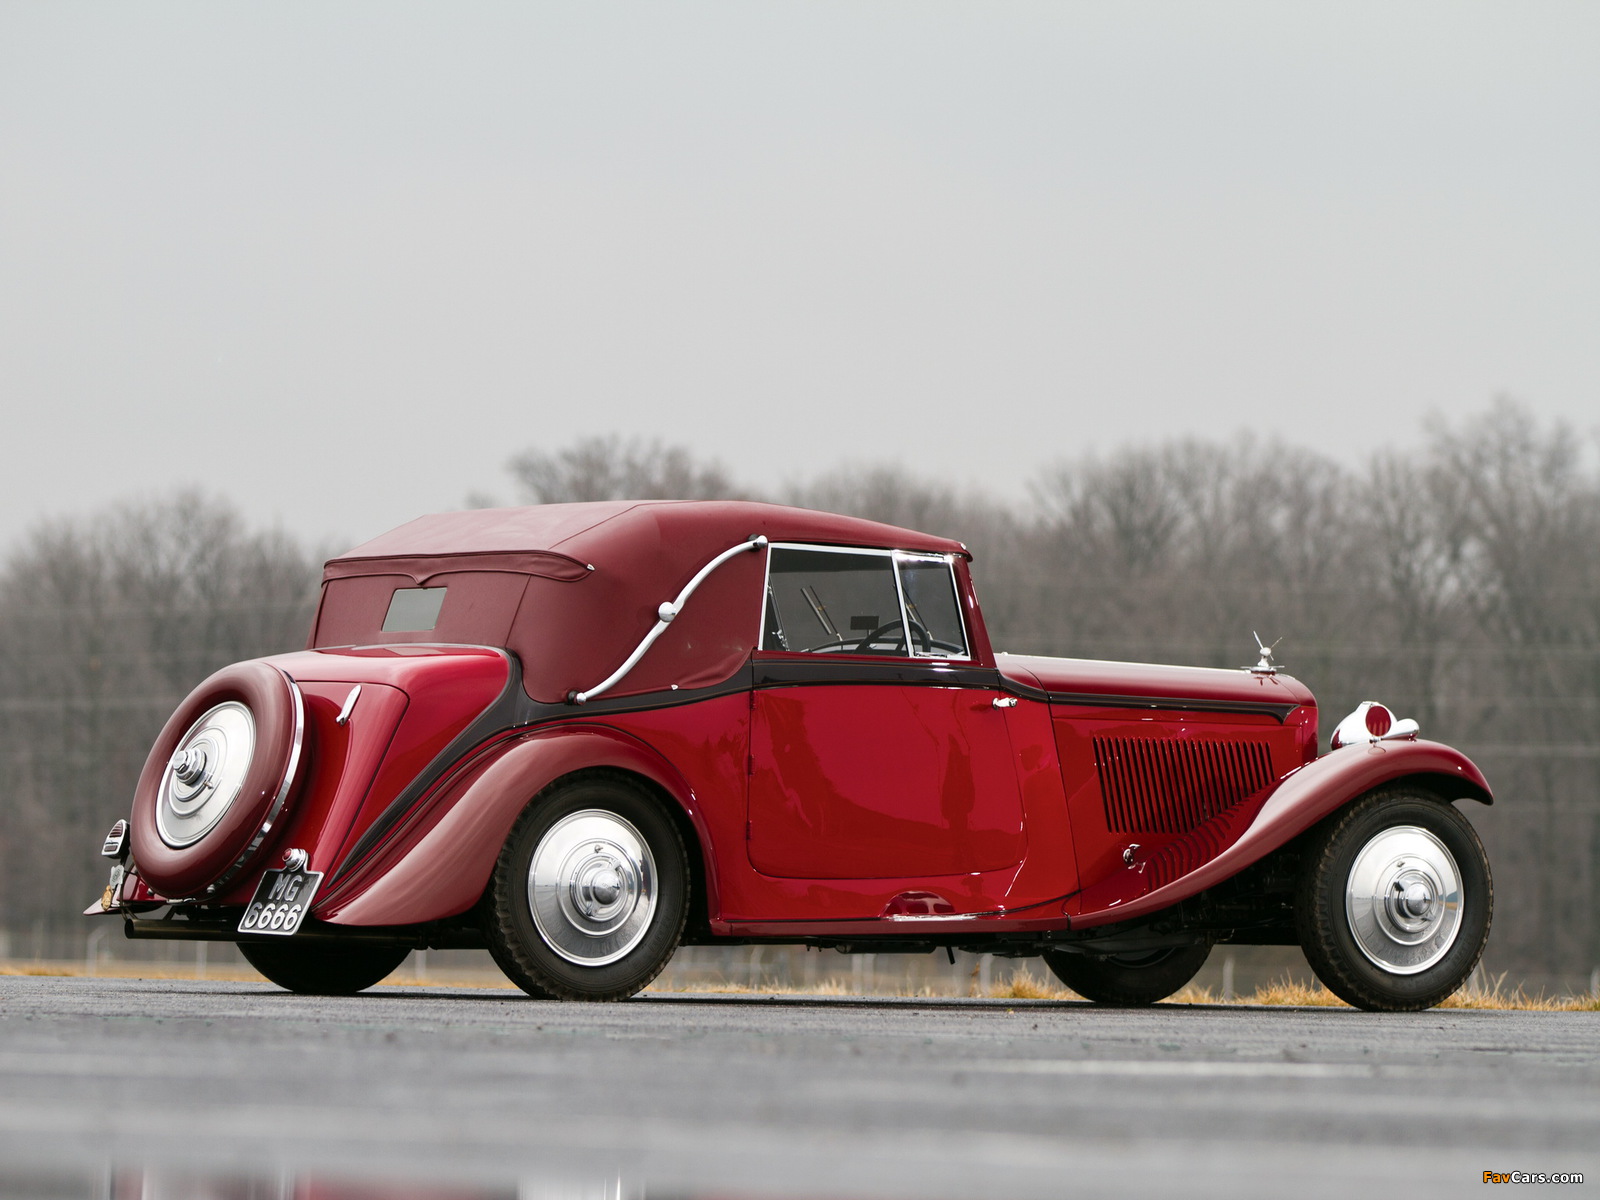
(2, 402, 1596, 985)
(0, 493, 321, 957)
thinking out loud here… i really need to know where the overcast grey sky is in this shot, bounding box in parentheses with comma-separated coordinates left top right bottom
(2, 2, 1595, 553)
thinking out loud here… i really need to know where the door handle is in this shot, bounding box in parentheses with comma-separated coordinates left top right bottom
(992, 696, 1018, 709)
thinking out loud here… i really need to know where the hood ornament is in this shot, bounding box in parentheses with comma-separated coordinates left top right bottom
(1248, 632, 1283, 676)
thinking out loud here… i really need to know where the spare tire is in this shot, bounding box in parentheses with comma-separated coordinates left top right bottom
(129, 661, 306, 898)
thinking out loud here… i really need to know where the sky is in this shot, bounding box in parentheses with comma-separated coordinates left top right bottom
(1, 2, 1596, 554)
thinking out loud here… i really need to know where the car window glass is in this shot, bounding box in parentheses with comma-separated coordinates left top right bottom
(896, 557, 969, 658)
(764, 549, 908, 656)
(382, 587, 447, 632)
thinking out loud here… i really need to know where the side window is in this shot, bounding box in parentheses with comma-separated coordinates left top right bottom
(897, 556, 969, 658)
(764, 548, 907, 656)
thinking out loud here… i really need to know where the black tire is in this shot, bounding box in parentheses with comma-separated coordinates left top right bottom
(1040, 943, 1212, 1006)
(238, 940, 411, 995)
(483, 771, 688, 1002)
(1296, 788, 1492, 1012)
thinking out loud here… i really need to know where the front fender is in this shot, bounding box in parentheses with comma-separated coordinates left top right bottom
(316, 725, 713, 926)
(1067, 738, 1491, 928)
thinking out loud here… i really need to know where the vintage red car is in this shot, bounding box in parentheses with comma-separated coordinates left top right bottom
(89, 500, 1493, 1010)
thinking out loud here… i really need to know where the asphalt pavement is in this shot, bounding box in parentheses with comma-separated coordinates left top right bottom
(1, 976, 1596, 1199)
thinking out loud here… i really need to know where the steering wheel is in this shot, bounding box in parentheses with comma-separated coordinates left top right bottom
(854, 616, 932, 655)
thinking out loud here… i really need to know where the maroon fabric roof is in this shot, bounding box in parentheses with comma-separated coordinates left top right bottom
(324, 500, 965, 580)
(315, 501, 968, 704)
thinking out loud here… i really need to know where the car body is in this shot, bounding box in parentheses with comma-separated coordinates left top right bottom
(90, 500, 1494, 1010)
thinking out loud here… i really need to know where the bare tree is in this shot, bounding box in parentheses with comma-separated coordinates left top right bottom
(508, 435, 743, 504)
(1421, 400, 1600, 976)
(1025, 439, 1359, 674)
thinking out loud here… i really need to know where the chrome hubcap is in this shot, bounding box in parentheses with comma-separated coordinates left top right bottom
(1345, 825, 1462, 975)
(156, 702, 256, 848)
(528, 810, 656, 966)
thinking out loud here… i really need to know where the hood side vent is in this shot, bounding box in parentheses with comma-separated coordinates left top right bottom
(1094, 737, 1275, 834)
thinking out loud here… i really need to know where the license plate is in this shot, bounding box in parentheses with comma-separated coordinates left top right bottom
(238, 866, 323, 936)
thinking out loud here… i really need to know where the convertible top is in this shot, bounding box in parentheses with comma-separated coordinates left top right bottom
(325, 501, 965, 579)
(312, 501, 969, 704)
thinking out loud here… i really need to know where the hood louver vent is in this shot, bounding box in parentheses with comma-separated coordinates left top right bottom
(1094, 737, 1275, 834)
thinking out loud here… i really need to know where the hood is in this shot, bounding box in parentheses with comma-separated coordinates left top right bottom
(997, 653, 1315, 714)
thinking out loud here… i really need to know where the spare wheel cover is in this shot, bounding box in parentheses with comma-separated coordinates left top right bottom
(130, 661, 306, 898)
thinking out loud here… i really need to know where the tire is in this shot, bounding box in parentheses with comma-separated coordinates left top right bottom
(238, 940, 411, 995)
(483, 772, 689, 1002)
(1296, 788, 1492, 1012)
(1041, 943, 1212, 1006)
(129, 661, 306, 898)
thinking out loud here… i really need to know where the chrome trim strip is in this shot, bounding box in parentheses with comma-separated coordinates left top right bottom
(335, 684, 361, 726)
(887, 549, 913, 652)
(569, 535, 769, 704)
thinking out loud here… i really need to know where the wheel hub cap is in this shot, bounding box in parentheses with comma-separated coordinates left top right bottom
(1345, 825, 1462, 975)
(156, 702, 256, 849)
(528, 810, 656, 966)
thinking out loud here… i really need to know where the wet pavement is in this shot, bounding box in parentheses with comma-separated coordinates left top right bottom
(1, 976, 1596, 1198)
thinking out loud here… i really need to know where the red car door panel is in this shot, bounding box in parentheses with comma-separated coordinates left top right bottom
(749, 681, 1025, 879)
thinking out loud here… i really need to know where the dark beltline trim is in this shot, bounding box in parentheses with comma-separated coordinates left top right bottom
(998, 674, 1297, 721)
(998, 677, 1049, 702)
(1041, 691, 1298, 722)
(754, 658, 1003, 690)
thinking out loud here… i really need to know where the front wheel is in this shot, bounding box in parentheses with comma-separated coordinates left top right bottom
(1296, 789, 1492, 1012)
(1040, 943, 1211, 1005)
(238, 940, 411, 995)
(483, 772, 689, 1001)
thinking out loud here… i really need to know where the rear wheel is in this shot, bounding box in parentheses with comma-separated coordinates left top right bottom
(484, 772, 688, 1001)
(238, 940, 410, 995)
(1041, 943, 1211, 1005)
(1296, 788, 1491, 1012)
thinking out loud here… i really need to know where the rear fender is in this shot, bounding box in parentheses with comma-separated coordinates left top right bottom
(315, 726, 714, 926)
(1067, 739, 1491, 928)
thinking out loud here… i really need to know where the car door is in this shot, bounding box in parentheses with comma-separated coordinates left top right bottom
(747, 545, 1026, 880)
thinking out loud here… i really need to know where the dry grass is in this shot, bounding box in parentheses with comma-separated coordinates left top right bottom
(986, 969, 1073, 1000)
(1437, 972, 1600, 1012)
(1171, 979, 1350, 1007)
(1239, 980, 1350, 1006)
(980, 966, 1600, 1011)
